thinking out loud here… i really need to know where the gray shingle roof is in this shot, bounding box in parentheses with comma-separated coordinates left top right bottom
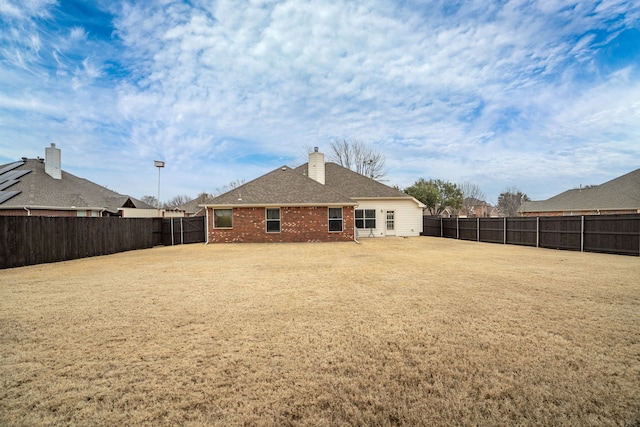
(519, 168, 640, 213)
(206, 165, 356, 206)
(296, 162, 414, 199)
(206, 162, 420, 207)
(0, 159, 154, 213)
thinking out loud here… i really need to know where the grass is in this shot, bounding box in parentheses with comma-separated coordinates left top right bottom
(1, 237, 639, 426)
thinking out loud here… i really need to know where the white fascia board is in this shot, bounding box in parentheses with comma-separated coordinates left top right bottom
(353, 196, 425, 208)
(200, 202, 358, 208)
(0, 205, 106, 211)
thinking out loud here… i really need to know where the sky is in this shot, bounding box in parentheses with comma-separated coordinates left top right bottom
(1, 0, 639, 204)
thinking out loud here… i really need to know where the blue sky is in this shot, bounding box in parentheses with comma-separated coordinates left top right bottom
(1, 0, 639, 204)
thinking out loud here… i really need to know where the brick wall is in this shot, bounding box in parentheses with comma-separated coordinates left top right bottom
(207, 206, 355, 243)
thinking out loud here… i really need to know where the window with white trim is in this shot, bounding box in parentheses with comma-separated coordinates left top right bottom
(355, 209, 376, 229)
(214, 209, 233, 228)
(266, 208, 281, 233)
(328, 207, 343, 232)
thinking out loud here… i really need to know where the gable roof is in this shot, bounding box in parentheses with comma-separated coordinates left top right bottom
(519, 168, 640, 213)
(205, 165, 356, 207)
(296, 162, 417, 200)
(0, 159, 154, 213)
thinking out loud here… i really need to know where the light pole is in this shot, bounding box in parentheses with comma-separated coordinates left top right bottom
(154, 160, 165, 215)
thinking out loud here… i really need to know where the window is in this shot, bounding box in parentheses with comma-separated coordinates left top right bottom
(328, 207, 343, 232)
(214, 209, 233, 228)
(355, 209, 376, 229)
(266, 208, 280, 233)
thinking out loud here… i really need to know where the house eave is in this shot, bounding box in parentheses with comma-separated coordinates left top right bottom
(520, 206, 640, 213)
(201, 202, 358, 209)
(0, 205, 108, 211)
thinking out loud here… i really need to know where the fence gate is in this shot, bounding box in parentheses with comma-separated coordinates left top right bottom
(161, 217, 205, 245)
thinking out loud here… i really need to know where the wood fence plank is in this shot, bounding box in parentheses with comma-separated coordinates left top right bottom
(421, 214, 639, 256)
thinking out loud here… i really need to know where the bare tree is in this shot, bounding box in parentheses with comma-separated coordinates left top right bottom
(140, 195, 158, 207)
(497, 187, 530, 217)
(290, 144, 318, 168)
(215, 179, 246, 196)
(194, 191, 215, 203)
(328, 139, 386, 180)
(459, 182, 487, 217)
(164, 194, 191, 209)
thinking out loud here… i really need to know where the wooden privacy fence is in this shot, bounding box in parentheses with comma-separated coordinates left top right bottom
(0, 216, 206, 269)
(423, 214, 640, 256)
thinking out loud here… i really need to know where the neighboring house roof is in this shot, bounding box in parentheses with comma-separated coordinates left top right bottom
(519, 168, 640, 213)
(205, 165, 356, 207)
(0, 158, 154, 213)
(178, 193, 215, 215)
(464, 197, 489, 206)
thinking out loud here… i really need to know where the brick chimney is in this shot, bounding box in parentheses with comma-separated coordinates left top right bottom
(308, 147, 325, 185)
(45, 143, 62, 179)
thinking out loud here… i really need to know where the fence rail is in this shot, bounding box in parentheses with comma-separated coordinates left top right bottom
(1, 216, 206, 269)
(423, 214, 640, 256)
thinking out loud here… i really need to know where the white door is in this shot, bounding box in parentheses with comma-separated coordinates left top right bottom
(386, 211, 395, 236)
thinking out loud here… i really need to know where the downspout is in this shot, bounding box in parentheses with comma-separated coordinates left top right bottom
(204, 207, 210, 245)
(24, 207, 31, 216)
(353, 206, 360, 244)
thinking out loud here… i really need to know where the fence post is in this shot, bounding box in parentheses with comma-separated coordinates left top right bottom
(581, 216, 584, 252)
(171, 219, 174, 246)
(503, 217, 507, 244)
(536, 217, 540, 248)
(456, 217, 459, 240)
(440, 217, 443, 237)
(477, 217, 480, 241)
(180, 217, 184, 245)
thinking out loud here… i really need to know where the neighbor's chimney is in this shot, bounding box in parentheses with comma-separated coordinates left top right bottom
(308, 147, 325, 185)
(45, 143, 62, 179)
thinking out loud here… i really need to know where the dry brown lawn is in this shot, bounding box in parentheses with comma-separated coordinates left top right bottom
(1, 237, 639, 426)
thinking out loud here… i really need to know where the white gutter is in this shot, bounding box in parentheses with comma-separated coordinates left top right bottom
(200, 202, 358, 209)
(2, 205, 106, 212)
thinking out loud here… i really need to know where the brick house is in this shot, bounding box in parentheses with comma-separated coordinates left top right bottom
(203, 149, 424, 243)
(0, 144, 156, 217)
(458, 198, 501, 218)
(518, 168, 640, 217)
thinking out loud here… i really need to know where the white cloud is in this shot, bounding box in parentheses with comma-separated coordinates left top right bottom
(1, 0, 639, 201)
(69, 26, 87, 41)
